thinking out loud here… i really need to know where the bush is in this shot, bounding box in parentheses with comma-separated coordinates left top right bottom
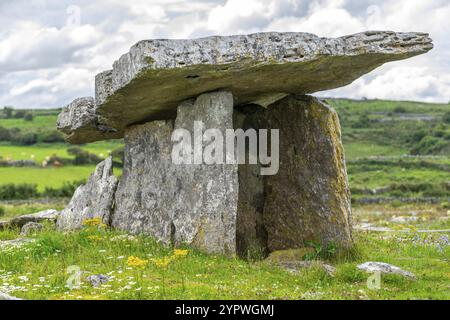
(0, 206, 5, 217)
(443, 111, 450, 124)
(410, 135, 448, 155)
(12, 132, 38, 145)
(0, 126, 11, 141)
(67, 147, 101, 165)
(393, 106, 407, 113)
(42, 131, 65, 143)
(2, 107, 13, 119)
(0, 184, 39, 200)
(13, 110, 26, 118)
(24, 112, 34, 121)
(351, 113, 371, 128)
(42, 180, 85, 198)
(410, 129, 427, 143)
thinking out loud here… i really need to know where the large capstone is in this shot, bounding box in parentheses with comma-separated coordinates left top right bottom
(57, 31, 432, 144)
(112, 91, 238, 255)
(57, 157, 118, 230)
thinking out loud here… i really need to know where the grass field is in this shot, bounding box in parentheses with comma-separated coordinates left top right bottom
(0, 219, 448, 300)
(0, 141, 122, 163)
(0, 166, 121, 192)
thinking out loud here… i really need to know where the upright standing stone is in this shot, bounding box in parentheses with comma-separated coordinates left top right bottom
(112, 120, 175, 242)
(172, 91, 238, 255)
(57, 157, 118, 230)
(112, 91, 238, 255)
(263, 95, 352, 251)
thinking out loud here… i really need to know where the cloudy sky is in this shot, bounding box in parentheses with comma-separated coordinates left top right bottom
(0, 0, 449, 109)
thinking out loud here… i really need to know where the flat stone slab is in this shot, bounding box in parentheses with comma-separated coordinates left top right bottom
(58, 31, 432, 143)
(9, 209, 59, 228)
(357, 261, 416, 280)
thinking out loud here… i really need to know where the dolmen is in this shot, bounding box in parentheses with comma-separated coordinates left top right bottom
(56, 31, 432, 257)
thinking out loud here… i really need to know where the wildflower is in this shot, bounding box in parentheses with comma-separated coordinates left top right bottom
(152, 257, 172, 270)
(82, 217, 107, 229)
(127, 256, 149, 269)
(87, 235, 102, 242)
(173, 249, 189, 258)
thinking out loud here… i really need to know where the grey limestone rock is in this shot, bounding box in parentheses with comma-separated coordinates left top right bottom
(0, 292, 22, 300)
(57, 157, 118, 230)
(57, 31, 432, 143)
(112, 91, 238, 255)
(20, 222, 44, 236)
(263, 95, 352, 251)
(9, 209, 59, 228)
(357, 261, 416, 280)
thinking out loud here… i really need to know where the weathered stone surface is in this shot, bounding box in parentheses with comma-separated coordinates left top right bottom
(264, 95, 352, 251)
(112, 120, 176, 242)
(0, 292, 22, 300)
(171, 91, 238, 255)
(57, 157, 118, 230)
(357, 262, 416, 280)
(9, 209, 59, 228)
(20, 222, 44, 236)
(112, 91, 238, 255)
(57, 97, 122, 143)
(86, 274, 110, 287)
(58, 31, 432, 143)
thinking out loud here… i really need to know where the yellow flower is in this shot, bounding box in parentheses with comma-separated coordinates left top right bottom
(152, 256, 172, 269)
(82, 217, 107, 229)
(127, 256, 149, 269)
(87, 235, 102, 242)
(173, 249, 189, 258)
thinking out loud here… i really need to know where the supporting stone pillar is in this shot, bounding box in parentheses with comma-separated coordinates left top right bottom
(112, 121, 176, 242)
(112, 91, 238, 255)
(171, 91, 238, 255)
(263, 95, 352, 251)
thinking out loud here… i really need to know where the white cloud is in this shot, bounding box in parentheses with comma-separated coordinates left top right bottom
(0, 0, 449, 108)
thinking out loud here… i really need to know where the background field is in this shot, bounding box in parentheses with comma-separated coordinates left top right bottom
(1, 98, 448, 202)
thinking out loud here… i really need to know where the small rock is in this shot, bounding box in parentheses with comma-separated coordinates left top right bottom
(10, 209, 59, 228)
(85, 274, 110, 287)
(357, 262, 416, 280)
(390, 216, 418, 223)
(0, 292, 21, 300)
(20, 222, 44, 236)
